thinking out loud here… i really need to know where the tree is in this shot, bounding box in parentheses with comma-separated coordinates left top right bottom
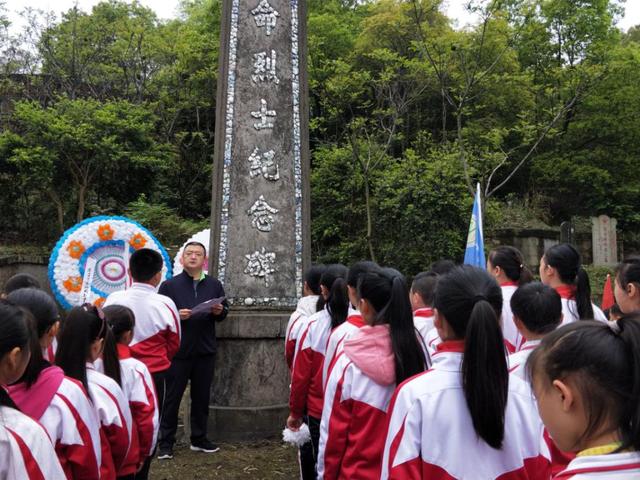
(1, 97, 172, 232)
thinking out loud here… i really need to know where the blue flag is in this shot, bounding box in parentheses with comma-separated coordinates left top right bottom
(463, 183, 485, 268)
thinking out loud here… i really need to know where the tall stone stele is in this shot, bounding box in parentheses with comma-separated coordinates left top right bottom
(208, 0, 310, 440)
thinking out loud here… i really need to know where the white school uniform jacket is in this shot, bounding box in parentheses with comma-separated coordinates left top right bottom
(0, 403, 66, 480)
(381, 341, 551, 479)
(322, 309, 363, 389)
(8, 366, 102, 480)
(554, 286, 607, 325)
(500, 282, 521, 352)
(554, 452, 640, 479)
(87, 363, 133, 479)
(508, 339, 541, 380)
(104, 283, 181, 373)
(318, 325, 400, 480)
(424, 327, 442, 359)
(412, 308, 435, 367)
(285, 295, 320, 372)
(96, 343, 159, 462)
(290, 308, 333, 419)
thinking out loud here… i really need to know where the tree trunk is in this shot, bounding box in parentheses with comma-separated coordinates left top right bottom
(363, 171, 376, 262)
(47, 190, 65, 233)
(76, 183, 87, 223)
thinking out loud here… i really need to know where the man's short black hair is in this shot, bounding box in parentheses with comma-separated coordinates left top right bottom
(130, 248, 163, 282)
(183, 241, 207, 254)
(4, 273, 41, 294)
(429, 259, 456, 276)
(510, 282, 562, 334)
(411, 271, 439, 306)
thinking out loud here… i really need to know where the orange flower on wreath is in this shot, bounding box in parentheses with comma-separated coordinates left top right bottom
(94, 297, 106, 308)
(67, 240, 85, 259)
(129, 233, 147, 250)
(63, 276, 83, 293)
(97, 224, 115, 241)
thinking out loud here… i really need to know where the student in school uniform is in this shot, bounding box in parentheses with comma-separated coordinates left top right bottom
(487, 246, 534, 352)
(287, 264, 349, 478)
(285, 265, 326, 373)
(527, 316, 640, 478)
(506, 282, 572, 475)
(56, 305, 133, 480)
(7, 288, 102, 480)
(322, 261, 377, 389)
(540, 243, 607, 324)
(0, 301, 66, 479)
(409, 271, 438, 364)
(382, 266, 551, 479)
(613, 256, 640, 315)
(507, 282, 562, 379)
(318, 267, 426, 479)
(101, 305, 159, 480)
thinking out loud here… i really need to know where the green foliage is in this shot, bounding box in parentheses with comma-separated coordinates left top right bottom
(125, 195, 208, 248)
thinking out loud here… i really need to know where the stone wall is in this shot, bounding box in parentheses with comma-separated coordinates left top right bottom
(487, 228, 560, 269)
(0, 255, 50, 294)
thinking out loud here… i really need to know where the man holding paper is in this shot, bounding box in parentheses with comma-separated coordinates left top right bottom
(157, 241, 229, 459)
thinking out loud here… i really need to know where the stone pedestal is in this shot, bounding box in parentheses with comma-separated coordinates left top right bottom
(209, 309, 291, 441)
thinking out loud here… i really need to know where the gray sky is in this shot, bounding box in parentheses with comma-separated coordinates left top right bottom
(5, 0, 640, 34)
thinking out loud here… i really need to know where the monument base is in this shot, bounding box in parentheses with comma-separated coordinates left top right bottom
(209, 308, 291, 441)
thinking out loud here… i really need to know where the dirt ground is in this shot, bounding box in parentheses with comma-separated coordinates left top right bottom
(149, 440, 299, 480)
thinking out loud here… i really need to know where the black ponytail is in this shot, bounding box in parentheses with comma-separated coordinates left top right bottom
(320, 264, 349, 329)
(7, 288, 60, 387)
(56, 305, 107, 394)
(101, 327, 122, 387)
(0, 301, 31, 407)
(103, 305, 135, 342)
(358, 268, 426, 384)
(528, 316, 640, 452)
(433, 266, 508, 449)
(544, 243, 594, 319)
(304, 264, 327, 312)
(488, 246, 533, 286)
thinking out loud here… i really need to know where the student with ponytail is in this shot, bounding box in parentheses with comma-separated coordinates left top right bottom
(322, 261, 377, 389)
(99, 305, 159, 480)
(527, 316, 640, 478)
(317, 267, 426, 479)
(288, 264, 349, 479)
(56, 305, 133, 480)
(613, 256, 640, 314)
(488, 246, 534, 351)
(382, 266, 550, 479)
(285, 264, 326, 373)
(540, 243, 607, 323)
(7, 288, 102, 480)
(0, 300, 66, 479)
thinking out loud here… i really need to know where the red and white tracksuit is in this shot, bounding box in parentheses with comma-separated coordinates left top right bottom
(508, 339, 574, 475)
(322, 309, 363, 389)
(96, 343, 159, 469)
(104, 283, 181, 373)
(554, 286, 607, 325)
(8, 366, 102, 480)
(424, 327, 442, 359)
(508, 339, 541, 380)
(500, 282, 521, 352)
(318, 324, 399, 479)
(554, 452, 640, 479)
(0, 404, 66, 479)
(87, 363, 133, 480)
(413, 308, 435, 367)
(382, 341, 551, 479)
(290, 309, 332, 419)
(285, 295, 320, 372)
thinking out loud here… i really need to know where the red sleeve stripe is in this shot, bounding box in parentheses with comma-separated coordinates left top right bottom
(6, 427, 46, 480)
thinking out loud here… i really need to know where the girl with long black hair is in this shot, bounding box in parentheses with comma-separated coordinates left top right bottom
(527, 316, 640, 478)
(0, 300, 65, 478)
(488, 246, 534, 351)
(318, 267, 426, 479)
(381, 266, 551, 479)
(56, 305, 133, 480)
(288, 264, 349, 478)
(7, 288, 102, 480)
(539, 243, 607, 323)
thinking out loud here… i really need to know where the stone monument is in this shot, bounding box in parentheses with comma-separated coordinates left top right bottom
(592, 215, 617, 266)
(208, 0, 310, 440)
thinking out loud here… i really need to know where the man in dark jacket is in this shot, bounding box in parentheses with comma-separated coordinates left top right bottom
(157, 241, 229, 458)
